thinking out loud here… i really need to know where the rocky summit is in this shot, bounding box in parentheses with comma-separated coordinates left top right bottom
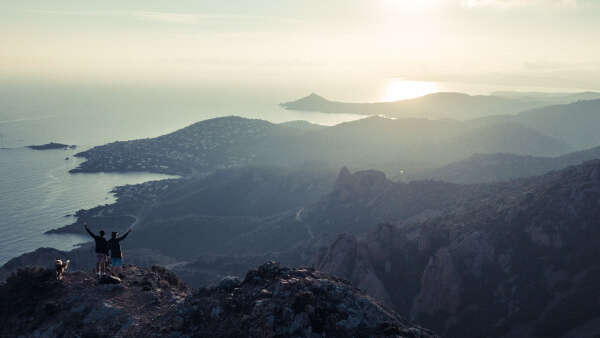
(0, 262, 437, 338)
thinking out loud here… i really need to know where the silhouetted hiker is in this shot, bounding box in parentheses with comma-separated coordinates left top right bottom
(84, 222, 109, 277)
(108, 229, 132, 276)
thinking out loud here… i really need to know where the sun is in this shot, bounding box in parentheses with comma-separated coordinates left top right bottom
(384, 0, 442, 11)
(382, 79, 439, 102)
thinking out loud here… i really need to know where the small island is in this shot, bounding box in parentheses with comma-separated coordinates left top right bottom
(27, 142, 76, 150)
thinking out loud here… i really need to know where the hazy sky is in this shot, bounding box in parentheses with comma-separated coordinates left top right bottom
(2, 0, 600, 91)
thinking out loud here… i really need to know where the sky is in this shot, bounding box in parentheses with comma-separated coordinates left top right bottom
(1, 0, 600, 93)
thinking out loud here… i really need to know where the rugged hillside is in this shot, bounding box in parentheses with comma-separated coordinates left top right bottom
(313, 159, 600, 337)
(414, 145, 600, 184)
(3, 166, 526, 286)
(281, 92, 547, 120)
(0, 262, 437, 338)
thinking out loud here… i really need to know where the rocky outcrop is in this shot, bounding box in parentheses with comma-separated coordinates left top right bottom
(314, 160, 600, 337)
(0, 265, 190, 337)
(177, 261, 437, 337)
(0, 262, 437, 338)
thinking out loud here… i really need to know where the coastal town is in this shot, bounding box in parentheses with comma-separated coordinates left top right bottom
(70, 116, 280, 176)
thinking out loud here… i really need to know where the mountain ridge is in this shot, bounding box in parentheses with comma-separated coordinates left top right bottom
(0, 262, 437, 338)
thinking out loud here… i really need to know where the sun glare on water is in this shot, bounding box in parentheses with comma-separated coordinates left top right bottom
(382, 79, 439, 102)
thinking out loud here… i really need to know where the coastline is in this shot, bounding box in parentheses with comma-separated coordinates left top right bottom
(44, 176, 181, 236)
(0, 146, 180, 266)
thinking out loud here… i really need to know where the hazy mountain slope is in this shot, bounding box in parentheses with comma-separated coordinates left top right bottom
(515, 99, 600, 149)
(413, 145, 600, 184)
(144, 166, 336, 218)
(492, 91, 600, 104)
(313, 159, 600, 337)
(277, 120, 326, 132)
(441, 122, 571, 158)
(476, 99, 600, 149)
(281, 92, 546, 120)
(282, 116, 569, 169)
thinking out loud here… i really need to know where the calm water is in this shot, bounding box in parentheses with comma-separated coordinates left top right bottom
(0, 148, 180, 265)
(0, 82, 363, 265)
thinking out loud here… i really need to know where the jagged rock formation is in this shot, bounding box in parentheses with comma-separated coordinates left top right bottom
(176, 261, 436, 337)
(0, 262, 437, 338)
(314, 160, 600, 337)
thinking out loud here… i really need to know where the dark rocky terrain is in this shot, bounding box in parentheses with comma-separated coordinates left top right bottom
(313, 160, 600, 337)
(0, 262, 437, 338)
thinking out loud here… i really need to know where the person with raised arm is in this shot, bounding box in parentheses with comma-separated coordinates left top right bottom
(84, 222, 109, 278)
(107, 229, 132, 276)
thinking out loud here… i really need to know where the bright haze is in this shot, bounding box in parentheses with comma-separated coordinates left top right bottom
(2, 0, 600, 100)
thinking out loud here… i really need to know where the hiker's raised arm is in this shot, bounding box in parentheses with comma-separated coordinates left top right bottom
(84, 223, 97, 239)
(118, 229, 131, 241)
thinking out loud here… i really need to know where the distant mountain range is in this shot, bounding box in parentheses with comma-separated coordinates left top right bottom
(281, 92, 545, 120)
(71, 110, 594, 178)
(492, 90, 600, 104)
(281, 91, 600, 120)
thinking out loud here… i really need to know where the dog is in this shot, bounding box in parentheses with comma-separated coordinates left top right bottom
(55, 259, 70, 281)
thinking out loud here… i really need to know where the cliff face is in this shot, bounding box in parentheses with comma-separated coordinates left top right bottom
(313, 160, 600, 337)
(0, 262, 437, 338)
